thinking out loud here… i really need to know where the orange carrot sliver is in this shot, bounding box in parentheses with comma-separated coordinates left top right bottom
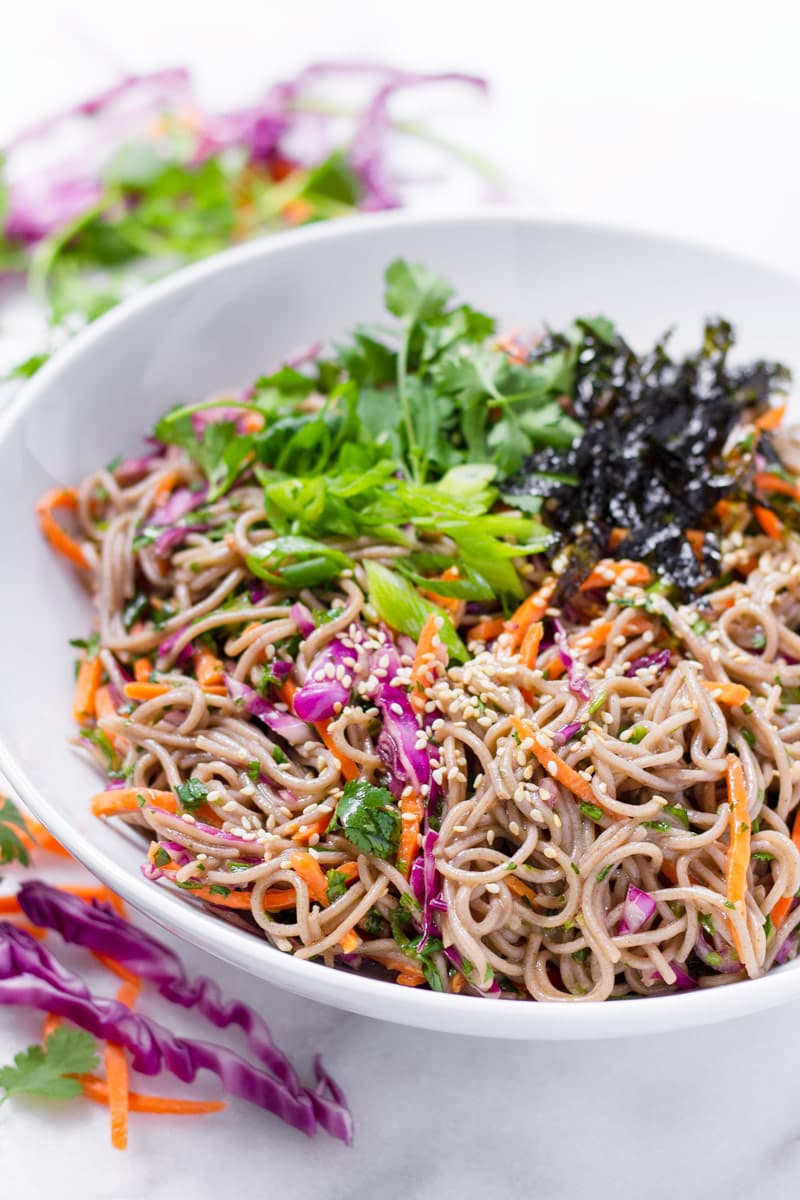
(340, 929, 361, 955)
(579, 559, 651, 592)
(755, 404, 785, 431)
(152, 469, 181, 504)
(105, 1039, 130, 1150)
(725, 754, 751, 962)
(42, 1014, 62, 1041)
(292, 811, 333, 845)
(770, 810, 800, 930)
(498, 578, 556, 655)
(519, 620, 543, 672)
(94, 954, 140, 986)
(510, 717, 600, 808)
(36, 487, 88, 569)
(22, 818, 71, 859)
(701, 681, 750, 706)
(396, 789, 423, 877)
(133, 658, 152, 683)
(73, 655, 103, 724)
(78, 1074, 226, 1115)
(467, 617, 505, 645)
(754, 504, 783, 540)
(290, 851, 329, 906)
(753, 472, 799, 500)
(686, 529, 705, 560)
(507, 875, 539, 906)
(279, 679, 359, 783)
(92, 788, 178, 818)
(419, 565, 462, 617)
(195, 650, 225, 689)
(409, 612, 448, 714)
(0, 895, 23, 914)
(123, 681, 170, 701)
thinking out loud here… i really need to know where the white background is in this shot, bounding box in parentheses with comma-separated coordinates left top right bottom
(2, 3, 800, 1198)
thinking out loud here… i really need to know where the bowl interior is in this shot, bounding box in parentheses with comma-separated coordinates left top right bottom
(2, 213, 800, 1039)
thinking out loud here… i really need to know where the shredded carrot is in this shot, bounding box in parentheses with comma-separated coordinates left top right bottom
(755, 404, 785, 431)
(753, 471, 799, 500)
(0, 895, 23, 914)
(314, 719, 359, 782)
(78, 1075, 226, 1115)
(396, 789, 424, 877)
(133, 658, 152, 683)
(123, 681, 170, 702)
(579, 559, 651, 592)
(58, 884, 126, 917)
(769, 810, 800, 929)
(165, 878, 296, 911)
(290, 852, 329, 906)
(292, 811, 333, 845)
(506, 875, 539, 906)
(701, 681, 751, 706)
(467, 617, 505, 645)
(497, 578, 556, 655)
(195, 650, 225, 690)
(409, 612, 448, 714)
(94, 684, 119, 738)
(608, 527, 628, 550)
(686, 529, 705, 560)
(340, 929, 361, 955)
(419, 565, 462, 617)
(105, 1040, 130, 1150)
(94, 954, 140, 985)
(73, 655, 103, 724)
(545, 614, 651, 681)
(8, 920, 46, 939)
(519, 621, 543, 672)
(725, 754, 751, 963)
(91, 788, 178, 818)
(152, 468, 181, 505)
(510, 716, 601, 808)
(36, 487, 88, 569)
(450, 972, 466, 994)
(394, 967, 426, 987)
(42, 1014, 61, 1041)
(496, 329, 528, 364)
(241, 411, 264, 434)
(754, 504, 783, 540)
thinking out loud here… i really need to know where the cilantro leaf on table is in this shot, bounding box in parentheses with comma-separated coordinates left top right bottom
(0, 796, 30, 867)
(331, 779, 401, 860)
(0, 1027, 99, 1103)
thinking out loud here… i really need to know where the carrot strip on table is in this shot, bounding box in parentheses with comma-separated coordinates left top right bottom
(497, 578, 556, 656)
(409, 612, 448, 714)
(42, 1013, 61, 1042)
(58, 884, 126, 917)
(755, 404, 785, 431)
(579, 559, 652, 591)
(73, 655, 103, 724)
(754, 505, 783, 540)
(289, 852, 329, 906)
(701, 681, 751, 706)
(396, 789, 424, 877)
(510, 716, 601, 808)
(22, 817, 72, 859)
(105, 1040, 130, 1150)
(725, 754, 751, 962)
(35, 488, 88, 569)
(78, 1076, 226, 1115)
(0, 895, 23, 914)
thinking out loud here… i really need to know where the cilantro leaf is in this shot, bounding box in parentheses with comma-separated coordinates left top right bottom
(332, 779, 401, 860)
(176, 779, 209, 810)
(385, 260, 454, 324)
(326, 868, 349, 903)
(0, 1028, 99, 1103)
(0, 796, 30, 867)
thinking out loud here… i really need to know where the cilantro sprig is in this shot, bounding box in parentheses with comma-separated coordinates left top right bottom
(0, 1027, 99, 1103)
(0, 796, 30, 867)
(331, 779, 401, 860)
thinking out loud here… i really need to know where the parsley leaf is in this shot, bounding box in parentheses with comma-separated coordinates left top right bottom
(331, 779, 401, 860)
(0, 1028, 98, 1103)
(326, 868, 349, 903)
(176, 779, 209, 810)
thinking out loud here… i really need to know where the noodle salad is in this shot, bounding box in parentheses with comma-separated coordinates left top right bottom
(39, 260, 800, 1001)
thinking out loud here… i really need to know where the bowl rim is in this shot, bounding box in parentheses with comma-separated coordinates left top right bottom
(4, 207, 800, 1039)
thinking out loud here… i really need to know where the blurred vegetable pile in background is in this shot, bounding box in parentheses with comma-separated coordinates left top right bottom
(0, 62, 497, 377)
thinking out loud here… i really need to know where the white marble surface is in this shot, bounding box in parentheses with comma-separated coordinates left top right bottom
(3, 3, 800, 1197)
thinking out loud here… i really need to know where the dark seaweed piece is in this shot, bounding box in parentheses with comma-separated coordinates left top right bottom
(503, 319, 790, 599)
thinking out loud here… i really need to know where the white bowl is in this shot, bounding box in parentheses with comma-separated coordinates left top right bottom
(2, 212, 800, 1040)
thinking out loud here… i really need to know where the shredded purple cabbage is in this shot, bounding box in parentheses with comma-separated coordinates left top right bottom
(225, 675, 312, 745)
(290, 601, 316, 638)
(551, 720, 584, 748)
(625, 649, 672, 678)
(157, 625, 194, 666)
(694, 931, 740, 974)
(0, 917, 351, 1142)
(617, 885, 657, 935)
(115, 449, 166, 484)
(443, 945, 501, 997)
(149, 484, 208, 528)
(373, 643, 432, 795)
(293, 634, 362, 723)
(153, 522, 211, 557)
(554, 620, 592, 701)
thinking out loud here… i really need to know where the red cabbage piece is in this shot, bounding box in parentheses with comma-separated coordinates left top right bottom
(417, 827, 442, 951)
(293, 633, 363, 723)
(225, 675, 312, 745)
(291, 602, 316, 637)
(443, 945, 501, 997)
(150, 484, 208, 527)
(554, 620, 592, 701)
(0, 921, 351, 1142)
(153, 522, 211, 557)
(551, 720, 584, 748)
(694, 931, 740, 974)
(372, 643, 432, 795)
(617, 885, 657, 935)
(115, 449, 166, 484)
(625, 649, 671, 678)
